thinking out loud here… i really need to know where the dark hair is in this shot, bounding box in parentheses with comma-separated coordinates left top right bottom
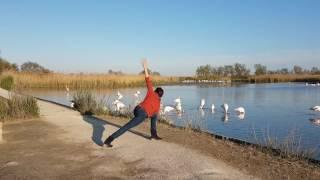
(154, 87, 164, 98)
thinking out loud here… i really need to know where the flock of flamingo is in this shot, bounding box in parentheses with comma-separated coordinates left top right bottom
(67, 85, 320, 124)
(110, 90, 246, 120)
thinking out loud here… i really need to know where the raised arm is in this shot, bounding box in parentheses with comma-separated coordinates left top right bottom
(141, 59, 153, 91)
(142, 59, 149, 78)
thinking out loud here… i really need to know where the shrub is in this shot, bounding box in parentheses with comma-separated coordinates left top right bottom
(72, 89, 108, 115)
(0, 95, 39, 121)
(0, 75, 14, 90)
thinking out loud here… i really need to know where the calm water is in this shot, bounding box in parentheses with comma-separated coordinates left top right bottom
(25, 83, 320, 159)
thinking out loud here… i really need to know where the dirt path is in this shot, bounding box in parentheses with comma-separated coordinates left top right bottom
(0, 88, 257, 179)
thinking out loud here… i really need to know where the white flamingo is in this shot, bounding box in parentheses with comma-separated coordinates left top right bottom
(310, 118, 320, 125)
(221, 103, 229, 114)
(134, 90, 141, 98)
(112, 99, 125, 111)
(237, 113, 245, 120)
(199, 99, 205, 109)
(310, 106, 320, 111)
(65, 85, 70, 93)
(163, 106, 175, 113)
(176, 103, 182, 112)
(174, 97, 181, 104)
(117, 91, 123, 100)
(211, 104, 215, 112)
(234, 107, 245, 114)
(174, 97, 183, 112)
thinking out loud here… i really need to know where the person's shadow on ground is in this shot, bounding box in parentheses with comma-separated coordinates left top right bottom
(82, 115, 151, 147)
(82, 116, 107, 146)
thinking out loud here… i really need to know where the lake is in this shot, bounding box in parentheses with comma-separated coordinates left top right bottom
(25, 83, 320, 159)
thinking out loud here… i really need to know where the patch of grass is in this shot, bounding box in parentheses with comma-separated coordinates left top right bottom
(0, 95, 39, 121)
(0, 75, 14, 90)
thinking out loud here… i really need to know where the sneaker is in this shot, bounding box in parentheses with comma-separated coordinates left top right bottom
(151, 135, 162, 140)
(104, 142, 113, 147)
(104, 136, 114, 147)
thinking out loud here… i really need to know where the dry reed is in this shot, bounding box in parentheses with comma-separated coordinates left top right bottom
(3, 71, 179, 89)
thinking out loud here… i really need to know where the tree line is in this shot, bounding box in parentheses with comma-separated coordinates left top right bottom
(196, 63, 250, 79)
(253, 64, 320, 75)
(196, 63, 320, 79)
(0, 58, 51, 74)
(1, 57, 161, 76)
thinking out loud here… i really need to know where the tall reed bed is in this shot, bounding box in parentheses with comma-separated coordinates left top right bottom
(249, 74, 320, 83)
(3, 71, 179, 89)
(0, 95, 39, 121)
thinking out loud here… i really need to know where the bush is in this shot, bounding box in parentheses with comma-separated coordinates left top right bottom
(0, 75, 14, 90)
(72, 89, 108, 115)
(0, 95, 39, 121)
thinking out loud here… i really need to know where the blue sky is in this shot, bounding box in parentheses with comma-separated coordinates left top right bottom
(1, 0, 319, 76)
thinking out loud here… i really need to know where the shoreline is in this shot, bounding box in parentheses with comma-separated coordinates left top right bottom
(98, 114, 320, 180)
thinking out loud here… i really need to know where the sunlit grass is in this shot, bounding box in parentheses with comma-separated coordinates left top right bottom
(3, 71, 179, 89)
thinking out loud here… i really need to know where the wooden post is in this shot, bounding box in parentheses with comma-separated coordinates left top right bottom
(0, 121, 3, 143)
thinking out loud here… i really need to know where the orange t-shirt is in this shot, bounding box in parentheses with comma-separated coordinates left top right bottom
(139, 77, 160, 117)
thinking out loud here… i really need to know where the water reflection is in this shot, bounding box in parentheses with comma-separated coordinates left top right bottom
(200, 109, 205, 117)
(222, 114, 229, 122)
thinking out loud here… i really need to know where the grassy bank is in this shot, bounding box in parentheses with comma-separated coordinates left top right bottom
(2, 71, 179, 89)
(97, 113, 320, 180)
(248, 74, 320, 83)
(0, 94, 39, 121)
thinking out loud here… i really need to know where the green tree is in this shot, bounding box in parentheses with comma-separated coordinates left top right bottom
(293, 65, 303, 74)
(311, 67, 320, 74)
(223, 65, 234, 77)
(280, 68, 289, 74)
(234, 63, 250, 77)
(20, 61, 50, 73)
(196, 64, 212, 79)
(254, 64, 267, 75)
(0, 58, 18, 74)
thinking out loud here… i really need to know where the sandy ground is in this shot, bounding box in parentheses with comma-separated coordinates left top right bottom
(0, 88, 257, 180)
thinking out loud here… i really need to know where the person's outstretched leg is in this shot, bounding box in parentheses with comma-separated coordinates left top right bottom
(150, 114, 161, 140)
(104, 106, 147, 147)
